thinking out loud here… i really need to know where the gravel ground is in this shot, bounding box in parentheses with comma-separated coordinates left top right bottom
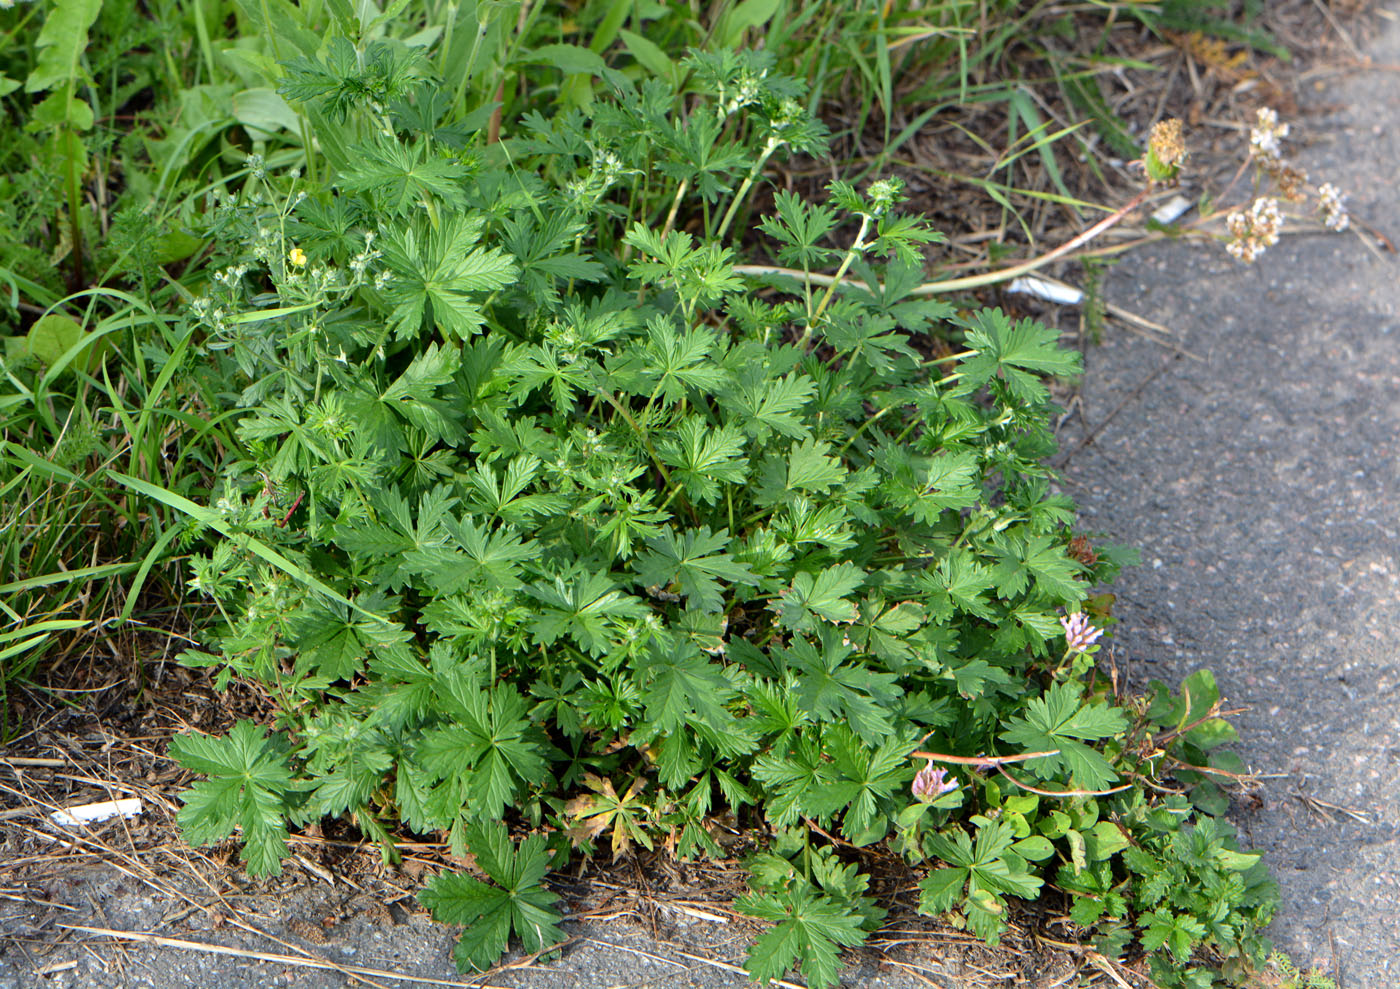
(1059, 10, 1400, 985)
(6, 10, 1400, 989)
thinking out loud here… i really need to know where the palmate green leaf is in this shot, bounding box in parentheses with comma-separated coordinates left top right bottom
(419, 822, 564, 973)
(378, 342, 465, 445)
(989, 531, 1086, 603)
(736, 886, 868, 989)
(169, 721, 296, 877)
(920, 821, 1043, 944)
(511, 343, 595, 414)
(634, 317, 730, 404)
(288, 596, 413, 681)
(527, 571, 647, 655)
(954, 307, 1081, 404)
(849, 596, 925, 664)
(721, 370, 815, 440)
(461, 455, 569, 525)
(777, 563, 864, 631)
(656, 418, 749, 505)
(780, 630, 899, 744)
(637, 640, 738, 734)
(416, 680, 551, 821)
(803, 726, 912, 844)
(334, 485, 458, 591)
(919, 549, 996, 623)
(751, 734, 831, 828)
(1139, 908, 1207, 963)
(406, 516, 535, 593)
(631, 526, 756, 613)
(783, 438, 847, 494)
(821, 304, 920, 376)
(379, 215, 519, 340)
(759, 190, 839, 268)
(339, 135, 470, 214)
(1000, 682, 1128, 790)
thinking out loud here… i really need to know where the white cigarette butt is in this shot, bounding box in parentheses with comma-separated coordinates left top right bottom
(50, 797, 143, 827)
(1151, 194, 1192, 225)
(1007, 276, 1083, 306)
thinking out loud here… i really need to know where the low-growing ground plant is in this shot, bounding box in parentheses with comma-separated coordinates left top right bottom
(130, 33, 1283, 989)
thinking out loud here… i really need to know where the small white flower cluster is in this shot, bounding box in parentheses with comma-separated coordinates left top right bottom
(760, 98, 806, 157)
(1225, 196, 1283, 263)
(719, 67, 767, 119)
(1317, 182, 1349, 231)
(1249, 107, 1289, 164)
(211, 263, 249, 286)
(865, 178, 903, 219)
(244, 152, 267, 181)
(188, 295, 229, 332)
(249, 225, 280, 265)
(565, 148, 632, 211)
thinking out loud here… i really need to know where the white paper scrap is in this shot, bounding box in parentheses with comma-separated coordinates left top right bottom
(1151, 194, 1192, 225)
(50, 797, 142, 827)
(1007, 276, 1083, 306)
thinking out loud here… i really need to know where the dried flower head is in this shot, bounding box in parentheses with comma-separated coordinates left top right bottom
(1067, 535, 1099, 567)
(1146, 119, 1187, 184)
(912, 759, 958, 803)
(1274, 164, 1308, 203)
(1249, 107, 1289, 164)
(1225, 196, 1283, 263)
(1059, 611, 1104, 654)
(1317, 182, 1349, 232)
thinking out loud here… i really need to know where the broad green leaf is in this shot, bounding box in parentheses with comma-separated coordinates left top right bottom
(1000, 682, 1127, 790)
(619, 29, 675, 84)
(169, 721, 296, 877)
(26, 0, 102, 96)
(737, 886, 867, 989)
(955, 307, 1080, 404)
(777, 563, 864, 631)
(522, 44, 608, 76)
(419, 822, 563, 973)
(632, 526, 757, 613)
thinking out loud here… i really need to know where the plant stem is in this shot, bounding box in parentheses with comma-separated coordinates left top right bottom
(735, 186, 1151, 299)
(799, 214, 870, 349)
(660, 178, 688, 239)
(715, 139, 779, 242)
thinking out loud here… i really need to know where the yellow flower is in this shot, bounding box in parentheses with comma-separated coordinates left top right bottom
(288, 247, 307, 267)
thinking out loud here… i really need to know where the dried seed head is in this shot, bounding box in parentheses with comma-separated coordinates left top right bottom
(1317, 182, 1349, 232)
(1146, 119, 1187, 184)
(1225, 196, 1283, 263)
(1249, 107, 1289, 164)
(1274, 164, 1308, 203)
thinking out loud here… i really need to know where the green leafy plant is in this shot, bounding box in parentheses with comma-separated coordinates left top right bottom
(739, 829, 886, 989)
(63, 12, 1283, 987)
(167, 719, 300, 876)
(419, 822, 565, 973)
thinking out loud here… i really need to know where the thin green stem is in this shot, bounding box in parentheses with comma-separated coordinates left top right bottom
(715, 139, 780, 241)
(808, 214, 870, 330)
